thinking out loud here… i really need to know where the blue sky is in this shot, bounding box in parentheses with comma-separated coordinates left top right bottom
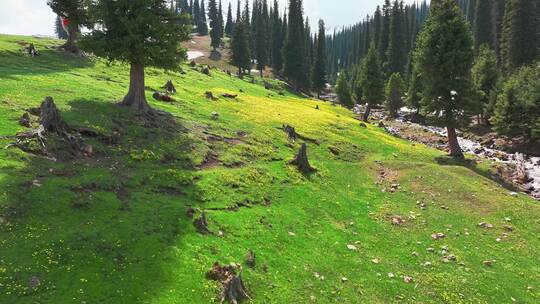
(0, 0, 423, 36)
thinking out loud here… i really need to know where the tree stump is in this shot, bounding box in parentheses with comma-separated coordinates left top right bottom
(290, 143, 315, 174)
(246, 250, 255, 268)
(25, 43, 39, 57)
(40, 97, 67, 133)
(19, 112, 31, 128)
(190, 60, 197, 67)
(201, 66, 211, 76)
(194, 212, 210, 234)
(282, 124, 297, 140)
(205, 91, 217, 100)
(206, 262, 250, 304)
(162, 80, 177, 93)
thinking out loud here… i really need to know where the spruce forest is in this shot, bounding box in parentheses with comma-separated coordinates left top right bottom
(1, 0, 539, 303)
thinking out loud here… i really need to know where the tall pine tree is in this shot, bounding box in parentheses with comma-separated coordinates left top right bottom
(473, 0, 494, 50)
(501, 0, 539, 73)
(359, 45, 385, 122)
(231, 19, 252, 77)
(225, 2, 234, 36)
(80, 0, 191, 112)
(208, 0, 221, 49)
(284, 0, 306, 89)
(386, 0, 406, 74)
(413, 0, 475, 158)
(312, 20, 327, 98)
(47, 0, 88, 53)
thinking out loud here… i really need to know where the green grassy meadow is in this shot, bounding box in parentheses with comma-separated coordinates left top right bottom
(0, 35, 539, 303)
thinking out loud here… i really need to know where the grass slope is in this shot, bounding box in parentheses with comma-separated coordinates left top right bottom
(0, 35, 539, 304)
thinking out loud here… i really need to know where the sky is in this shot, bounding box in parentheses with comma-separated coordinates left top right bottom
(0, 0, 423, 37)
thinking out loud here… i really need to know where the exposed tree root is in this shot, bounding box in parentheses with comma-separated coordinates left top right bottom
(4, 97, 93, 160)
(152, 92, 176, 103)
(207, 262, 250, 304)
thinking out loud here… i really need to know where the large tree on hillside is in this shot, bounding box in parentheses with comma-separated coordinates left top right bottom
(413, 0, 475, 158)
(208, 0, 221, 49)
(225, 2, 234, 36)
(231, 20, 252, 78)
(284, 0, 306, 89)
(378, 0, 392, 62)
(473, 0, 494, 50)
(359, 45, 385, 122)
(81, 0, 191, 112)
(193, 0, 200, 27)
(501, 0, 539, 73)
(47, 0, 88, 53)
(312, 20, 327, 98)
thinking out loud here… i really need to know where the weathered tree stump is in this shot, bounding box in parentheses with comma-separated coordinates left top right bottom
(152, 92, 176, 102)
(40, 97, 68, 133)
(207, 262, 250, 304)
(194, 212, 210, 234)
(290, 143, 315, 174)
(205, 91, 217, 101)
(162, 80, 177, 93)
(246, 250, 255, 268)
(201, 66, 211, 76)
(315, 105, 320, 110)
(282, 124, 297, 140)
(25, 44, 39, 57)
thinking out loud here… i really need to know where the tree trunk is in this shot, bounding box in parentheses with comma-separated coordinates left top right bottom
(61, 23, 80, 53)
(120, 63, 151, 112)
(362, 104, 372, 122)
(290, 143, 315, 174)
(447, 126, 463, 158)
(259, 68, 263, 77)
(238, 67, 243, 79)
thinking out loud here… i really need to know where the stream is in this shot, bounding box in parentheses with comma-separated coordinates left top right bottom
(355, 106, 540, 200)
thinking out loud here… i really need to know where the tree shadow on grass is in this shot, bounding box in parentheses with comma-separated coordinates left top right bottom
(434, 155, 520, 193)
(0, 48, 94, 80)
(0, 99, 206, 303)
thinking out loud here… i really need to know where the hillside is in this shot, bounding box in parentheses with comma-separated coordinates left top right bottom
(1, 35, 539, 304)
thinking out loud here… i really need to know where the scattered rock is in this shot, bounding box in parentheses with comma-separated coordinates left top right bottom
(341, 277, 348, 283)
(371, 258, 380, 264)
(378, 121, 386, 128)
(478, 222, 494, 229)
(387, 273, 395, 278)
(431, 233, 445, 240)
(346, 244, 358, 251)
(288, 231, 296, 236)
(424, 261, 432, 267)
(403, 276, 413, 283)
(391, 216, 404, 226)
(483, 260, 493, 267)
